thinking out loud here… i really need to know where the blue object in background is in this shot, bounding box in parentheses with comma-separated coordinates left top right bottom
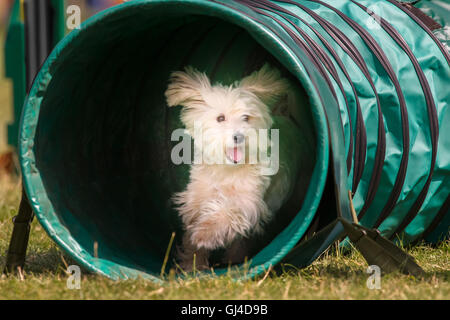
(86, 0, 113, 12)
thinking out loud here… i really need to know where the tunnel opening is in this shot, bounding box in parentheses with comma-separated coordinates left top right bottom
(23, 1, 330, 279)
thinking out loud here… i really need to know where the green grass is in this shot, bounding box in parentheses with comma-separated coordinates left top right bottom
(0, 179, 448, 300)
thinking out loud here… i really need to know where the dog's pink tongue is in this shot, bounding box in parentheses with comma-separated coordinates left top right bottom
(227, 147, 243, 163)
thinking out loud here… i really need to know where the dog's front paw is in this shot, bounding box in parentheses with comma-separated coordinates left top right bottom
(179, 257, 209, 273)
(177, 235, 210, 273)
(189, 216, 237, 250)
(190, 228, 221, 250)
(178, 256, 209, 273)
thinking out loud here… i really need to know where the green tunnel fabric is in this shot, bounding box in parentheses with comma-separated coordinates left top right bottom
(20, 0, 449, 280)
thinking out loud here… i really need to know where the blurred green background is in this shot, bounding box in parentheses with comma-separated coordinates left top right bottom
(0, 0, 126, 170)
(0, 0, 15, 155)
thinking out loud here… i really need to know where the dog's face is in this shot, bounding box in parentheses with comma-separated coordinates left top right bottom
(165, 64, 289, 165)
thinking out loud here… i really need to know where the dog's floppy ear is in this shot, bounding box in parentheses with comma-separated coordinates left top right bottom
(165, 66, 211, 108)
(238, 63, 290, 105)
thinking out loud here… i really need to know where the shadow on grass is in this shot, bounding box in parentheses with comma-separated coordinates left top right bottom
(1, 247, 86, 276)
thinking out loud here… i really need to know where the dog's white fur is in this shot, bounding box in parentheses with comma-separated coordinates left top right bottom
(165, 64, 293, 271)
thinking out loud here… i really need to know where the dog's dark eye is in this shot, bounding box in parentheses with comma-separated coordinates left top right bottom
(217, 114, 225, 122)
(242, 115, 250, 122)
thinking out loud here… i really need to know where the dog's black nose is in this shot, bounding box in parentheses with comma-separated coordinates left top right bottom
(233, 133, 245, 144)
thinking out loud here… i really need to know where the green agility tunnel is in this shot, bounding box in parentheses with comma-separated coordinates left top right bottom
(20, 0, 450, 280)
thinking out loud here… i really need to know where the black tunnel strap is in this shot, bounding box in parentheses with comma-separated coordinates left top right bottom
(386, 0, 450, 237)
(208, 0, 427, 275)
(387, 0, 450, 66)
(248, 0, 355, 175)
(234, 1, 343, 122)
(212, 0, 343, 137)
(5, 0, 56, 275)
(339, 218, 425, 277)
(4, 188, 35, 274)
(277, 0, 386, 219)
(400, 2, 442, 31)
(349, 0, 440, 238)
(254, 0, 370, 195)
(386, 0, 450, 235)
(226, 0, 351, 222)
(217, 0, 339, 121)
(309, 0, 410, 229)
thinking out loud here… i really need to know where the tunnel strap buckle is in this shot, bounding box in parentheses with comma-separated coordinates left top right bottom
(3, 189, 34, 275)
(12, 215, 33, 225)
(339, 218, 425, 277)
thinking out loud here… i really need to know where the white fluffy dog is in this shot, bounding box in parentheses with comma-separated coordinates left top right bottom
(165, 64, 299, 271)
